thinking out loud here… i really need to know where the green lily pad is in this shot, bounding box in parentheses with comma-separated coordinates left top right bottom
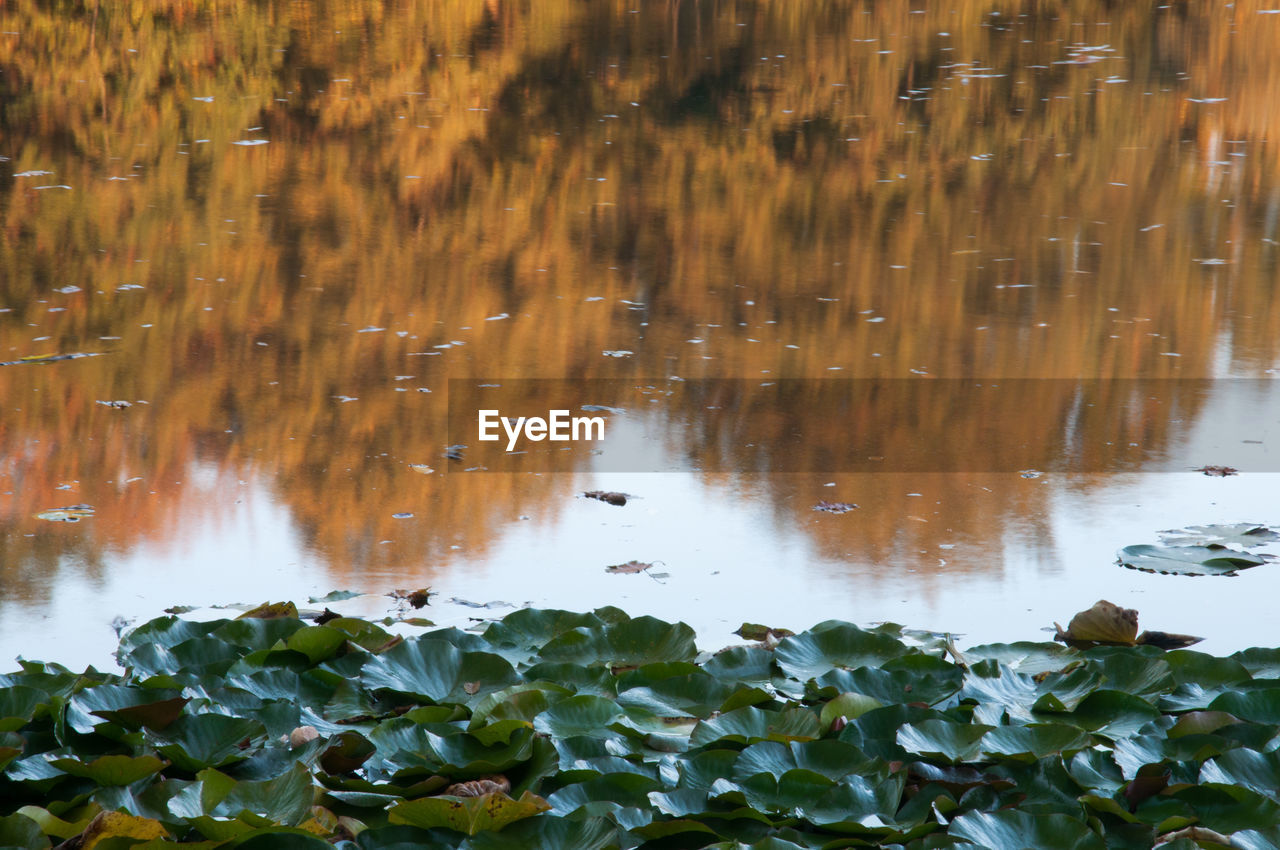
(774, 623, 912, 681)
(690, 706, 820, 747)
(533, 694, 627, 739)
(308, 590, 363, 603)
(72, 684, 189, 731)
(1158, 524, 1279, 548)
(155, 713, 267, 771)
(361, 639, 519, 703)
(49, 754, 167, 786)
(387, 790, 550, 835)
(1117, 544, 1269, 576)
(896, 719, 993, 764)
(948, 810, 1105, 849)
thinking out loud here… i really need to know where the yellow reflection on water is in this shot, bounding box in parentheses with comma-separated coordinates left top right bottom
(2, 0, 1279, 657)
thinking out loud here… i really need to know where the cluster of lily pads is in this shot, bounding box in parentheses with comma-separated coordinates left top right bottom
(4, 605, 1280, 849)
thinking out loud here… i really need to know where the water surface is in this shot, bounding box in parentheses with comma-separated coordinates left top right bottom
(3, 0, 1279, 666)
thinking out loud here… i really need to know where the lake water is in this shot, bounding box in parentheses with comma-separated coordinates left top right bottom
(2, 0, 1279, 669)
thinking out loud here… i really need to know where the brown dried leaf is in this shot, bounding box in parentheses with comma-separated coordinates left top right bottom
(605, 560, 652, 574)
(1193, 465, 1238, 477)
(315, 607, 341, 625)
(1124, 763, 1170, 812)
(584, 490, 629, 506)
(388, 588, 433, 608)
(444, 775, 511, 798)
(462, 681, 480, 695)
(1137, 630, 1203, 650)
(1054, 599, 1139, 647)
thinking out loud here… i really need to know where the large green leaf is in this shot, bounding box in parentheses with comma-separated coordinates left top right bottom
(896, 719, 993, 764)
(0, 686, 51, 731)
(1116, 544, 1269, 576)
(154, 713, 268, 771)
(605, 617, 698, 667)
(482, 609, 605, 653)
(546, 773, 662, 816)
(533, 695, 628, 739)
(701, 646, 776, 685)
(1208, 688, 1280, 724)
(0, 812, 48, 849)
(774, 624, 911, 681)
(948, 810, 1105, 849)
(49, 754, 167, 786)
(816, 655, 962, 707)
(70, 683, 188, 732)
(387, 791, 550, 835)
(980, 724, 1093, 762)
(689, 706, 820, 747)
(211, 763, 318, 825)
(1200, 748, 1280, 800)
(465, 814, 619, 850)
(362, 639, 519, 703)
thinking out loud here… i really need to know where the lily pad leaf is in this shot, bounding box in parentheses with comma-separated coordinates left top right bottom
(307, 590, 363, 603)
(774, 623, 911, 681)
(387, 790, 550, 835)
(1117, 544, 1269, 576)
(1158, 524, 1279, 548)
(155, 714, 267, 771)
(362, 639, 518, 703)
(73, 684, 188, 731)
(1199, 748, 1280, 797)
(690, 706, 820, 747)
(896, 719, 993, 764)
(237, 601, 300, 620)
(533, 694, 627, 739)
(948, 810, 1106, 849)
(49, 754, 167, 786)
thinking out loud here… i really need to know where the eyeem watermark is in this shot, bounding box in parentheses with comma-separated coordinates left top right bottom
(478, 409, 606, 451)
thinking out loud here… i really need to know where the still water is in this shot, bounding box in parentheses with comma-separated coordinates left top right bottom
(3, 0, 1279, 668)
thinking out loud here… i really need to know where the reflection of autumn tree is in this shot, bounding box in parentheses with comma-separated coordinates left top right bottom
(3, 0, 1280, 595)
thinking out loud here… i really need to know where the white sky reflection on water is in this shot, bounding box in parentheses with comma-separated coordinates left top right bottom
(3, 469, 1276, 670)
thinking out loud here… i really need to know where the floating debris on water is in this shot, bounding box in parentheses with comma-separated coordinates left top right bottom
(36, 505, 96, 522)
(584, 490, 630, 506)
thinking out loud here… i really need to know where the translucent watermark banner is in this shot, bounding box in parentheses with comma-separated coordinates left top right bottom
(445, 378, 1279, 473)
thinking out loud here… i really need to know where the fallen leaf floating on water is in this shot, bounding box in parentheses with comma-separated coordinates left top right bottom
(1158, 523, 1279, 548)
(446, 597, 515, 609)
(237, 601, 299, 620)
(584, 490, 629, 506)
(813, 500, 857, 513)
(605, 560, 653, 574)
(1193, 465, 1238, 476)
(388, 588, 433, 608)
(35, 504, 95, 522)
(314, 607, 341, 625)
(0, 351, 106, 367)
(1054, 599, 1201, 650)
(734, 622, 796, 642)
